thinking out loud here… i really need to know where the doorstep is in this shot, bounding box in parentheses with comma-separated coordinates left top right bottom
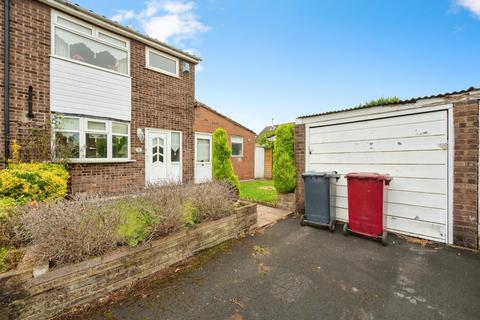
(256, 205, 292, 228)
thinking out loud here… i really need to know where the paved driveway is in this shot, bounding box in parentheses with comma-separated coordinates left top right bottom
(86, 217, 480, 320)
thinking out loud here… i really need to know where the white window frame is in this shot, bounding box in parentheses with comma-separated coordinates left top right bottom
(145, 47, 180, 78)
(51, 11, 131, 76)
(52, 114, 131, 163)
(170, 131, 182, 163)
(231, 135, 244, 158)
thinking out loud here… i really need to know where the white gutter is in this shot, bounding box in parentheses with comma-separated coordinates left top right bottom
(37, 0, 201, 64)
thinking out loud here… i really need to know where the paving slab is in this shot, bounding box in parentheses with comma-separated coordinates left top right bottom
(84, 217, 480, 320)
(256, 205, 292, 228)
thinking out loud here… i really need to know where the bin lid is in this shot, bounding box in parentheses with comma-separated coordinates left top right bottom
(302, 171, 339, 178)
(345, 172, 392, 182)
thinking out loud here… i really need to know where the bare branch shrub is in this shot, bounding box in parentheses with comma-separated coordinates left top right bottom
(20, 196, 121, 265)
(187, 181, 237, 222)
(18, 181, 238, 267)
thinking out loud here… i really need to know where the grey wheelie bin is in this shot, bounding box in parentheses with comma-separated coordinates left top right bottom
(300, 171, 340, 232)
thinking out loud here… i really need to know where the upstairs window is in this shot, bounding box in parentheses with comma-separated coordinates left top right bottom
(52, 12, 130, 75)
(146, 48, 179, 77)
(231, 136, 244, 157)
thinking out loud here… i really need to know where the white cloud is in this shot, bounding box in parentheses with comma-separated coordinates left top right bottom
(455, 0, 480, 16)
(110, 0, 209, 47)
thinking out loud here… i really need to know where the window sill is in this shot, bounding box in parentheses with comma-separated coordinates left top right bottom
(144, 66, 180, 79)
(68, 159, 136, 164)
(231, 155, 243, 158)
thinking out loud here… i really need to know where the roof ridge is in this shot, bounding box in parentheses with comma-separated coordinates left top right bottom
(195, 101, 256, 135)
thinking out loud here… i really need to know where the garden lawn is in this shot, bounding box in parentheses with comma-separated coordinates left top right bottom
(239, 180, 277, 205)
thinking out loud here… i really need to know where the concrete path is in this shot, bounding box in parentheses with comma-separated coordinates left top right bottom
(256, 205, 292, 228)
(84, 217, 480, 320)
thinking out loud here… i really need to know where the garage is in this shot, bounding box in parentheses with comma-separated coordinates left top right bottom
(303, 106, 452, 243)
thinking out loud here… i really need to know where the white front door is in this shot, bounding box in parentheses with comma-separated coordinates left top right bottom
(146, 131, 168, 184)
(195, 133, 212, 183)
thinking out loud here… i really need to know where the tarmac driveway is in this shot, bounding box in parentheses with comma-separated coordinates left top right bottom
(87, 217, 480, 320)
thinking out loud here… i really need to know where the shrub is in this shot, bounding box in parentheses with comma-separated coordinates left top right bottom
(273, 124, 296, 193)
(187, 181, 236, 222)
(18, 181, 237, 267)
(0, 247, 9, 272)
(117, 199, 159, 247)
(183, 201, 198, 226)
(212, 128, 240, 191)
(21, 197, 121, 265)
(355, 96, 401, 109)
(0, 163, 69, 203)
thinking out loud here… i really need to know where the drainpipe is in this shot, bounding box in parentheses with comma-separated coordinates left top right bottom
(3, 0, 10, 161)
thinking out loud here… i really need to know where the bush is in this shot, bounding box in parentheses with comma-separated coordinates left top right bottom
(273, 124, 296, 193)
(21, 197, 121, 265)
(19, 181, 236, 267)
(0, 247, 9, 272)
(117, 199, 159, 247)
(212, 128, 240, 191)
(0, 163, 69, 203)
(187, 181, 236, 222)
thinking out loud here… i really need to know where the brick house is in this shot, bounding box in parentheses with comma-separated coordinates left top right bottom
(295, 87, 480, 250)
(193, 102, 256, 181)
(1, 0, 201, 193)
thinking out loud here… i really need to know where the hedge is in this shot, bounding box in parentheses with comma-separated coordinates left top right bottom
(212, 128, 240, 190)
(273, 124, 296, 193)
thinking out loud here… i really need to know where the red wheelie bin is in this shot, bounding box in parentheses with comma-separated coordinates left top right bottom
(343, 172, 392, 245)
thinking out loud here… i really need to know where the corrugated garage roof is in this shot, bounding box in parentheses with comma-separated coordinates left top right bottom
(298, 86, 479, 119)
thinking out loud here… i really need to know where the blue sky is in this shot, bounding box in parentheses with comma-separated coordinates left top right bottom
(75, 0, 480, 132)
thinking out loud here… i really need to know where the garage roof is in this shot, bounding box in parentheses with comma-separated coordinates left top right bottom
(298, 86, 479, 119)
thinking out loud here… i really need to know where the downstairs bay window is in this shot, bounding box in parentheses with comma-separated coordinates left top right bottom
(54, 115, 130, 162)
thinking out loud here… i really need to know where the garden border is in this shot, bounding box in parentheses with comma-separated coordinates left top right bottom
(0, 202, 257, 320)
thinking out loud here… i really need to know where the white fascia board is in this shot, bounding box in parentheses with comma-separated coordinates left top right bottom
(39, 0, 201, 64)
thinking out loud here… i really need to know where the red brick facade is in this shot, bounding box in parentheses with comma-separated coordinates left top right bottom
(294, 124, 305, 214)
(1, 0, 196, 194)
(193, 104, 255, 180)
(453, 100, 479, 249)
(0, 0, 51, 164)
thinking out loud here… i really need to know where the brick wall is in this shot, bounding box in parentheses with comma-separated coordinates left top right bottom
(453, 100, 479, 249)
(70, 40, 196, 193)
(264, 148, 272, 179)
(294, 124, 305, 213)
(0, 0, 51, 164)
(193, 105, 255, 180)
(0, 1, 196, 194)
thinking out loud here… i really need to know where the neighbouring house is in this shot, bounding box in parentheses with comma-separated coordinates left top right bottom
(295, 87, 480, 250)
(256, 123, 292, 179)
(1, 0, 200, 194)
(193, 102, 256, 182)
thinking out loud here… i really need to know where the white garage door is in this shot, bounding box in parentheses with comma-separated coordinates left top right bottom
(307, 111, 448, 242)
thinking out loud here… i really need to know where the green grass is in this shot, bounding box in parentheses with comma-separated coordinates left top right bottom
(239, 180, 277, 205)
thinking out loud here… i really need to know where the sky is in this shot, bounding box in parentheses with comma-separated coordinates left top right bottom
(74, 0, 480, 133)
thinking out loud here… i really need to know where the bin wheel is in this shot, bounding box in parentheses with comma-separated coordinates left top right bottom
(329, 221, 335, 232)
(381, 230, 388, 246)
(300, 216, 306, 227)
(342, 223, 349, 236)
